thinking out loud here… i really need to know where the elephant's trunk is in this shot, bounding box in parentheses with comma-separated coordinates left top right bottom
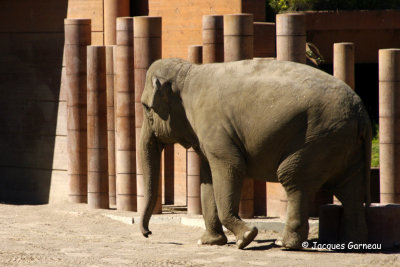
(138, 120, 162, 237)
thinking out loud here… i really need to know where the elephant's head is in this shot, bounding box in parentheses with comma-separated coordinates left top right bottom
(139, 58, 196, 237)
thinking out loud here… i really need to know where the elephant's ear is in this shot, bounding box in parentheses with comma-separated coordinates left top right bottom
(150, 77, 170, 120)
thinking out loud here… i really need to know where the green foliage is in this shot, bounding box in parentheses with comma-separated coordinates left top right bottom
(370, 123, 379, 168)
(371, 132, 379, 168)
(268, 0, 400, 14)
(269, 0, 313, 13)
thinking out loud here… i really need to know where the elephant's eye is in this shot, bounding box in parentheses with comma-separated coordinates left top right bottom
(143, 104, 154, 125)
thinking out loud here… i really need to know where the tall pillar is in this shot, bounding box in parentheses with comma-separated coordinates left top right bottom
(379, 49, 400, 203)
(134, 16, 162, 214)
(115, 17, 136, 211)
(104, 0, 130, 45)
(162, 146, 174, 204)
(87, 46, 109, 209)
(224, 14, 254, 62)
(274, 13, 306, 218)
(186, 45, 202, 215)
(276, 13, 306, 63)
(202, 15, 224, 63)
(334, 42, 355, 90)
(224, 14, 254, 218)
(106, 46, 116, 205)
(64, 19, 91, 203)
(332, 42, 355, 205)
(254, 180, 267, 216)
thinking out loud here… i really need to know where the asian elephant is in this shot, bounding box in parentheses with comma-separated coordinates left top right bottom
(138, 58, 371, 250)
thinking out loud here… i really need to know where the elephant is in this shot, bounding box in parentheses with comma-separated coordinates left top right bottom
(138, 58, 371, 250)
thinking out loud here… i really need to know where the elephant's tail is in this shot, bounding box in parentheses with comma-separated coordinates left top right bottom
(360, 114, 372, 207)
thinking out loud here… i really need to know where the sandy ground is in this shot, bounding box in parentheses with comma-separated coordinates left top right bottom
(0, 202, 399, 267)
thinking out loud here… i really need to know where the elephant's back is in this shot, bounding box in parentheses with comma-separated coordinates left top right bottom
(188, 59, 369, 179)
(192, 59, 362, 122)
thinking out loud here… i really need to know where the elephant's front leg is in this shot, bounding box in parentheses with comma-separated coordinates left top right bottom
(209, 159, 258, 249)
(198, 161, 227, 246)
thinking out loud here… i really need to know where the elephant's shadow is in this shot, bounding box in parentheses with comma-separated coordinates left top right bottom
(242, 239, 400, 253)
(230, 239, 278, 251)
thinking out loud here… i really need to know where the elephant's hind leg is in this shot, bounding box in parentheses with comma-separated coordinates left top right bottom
(278, 189, 311, 249)
(333, 165, 368, 244)
(209, 160, 258, 249)
(198, 161, 227, 246)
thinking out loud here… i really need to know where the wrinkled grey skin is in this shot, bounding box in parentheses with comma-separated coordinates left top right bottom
(139, 58, 371, 250)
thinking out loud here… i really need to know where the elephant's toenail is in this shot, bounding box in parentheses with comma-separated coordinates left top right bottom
(197, 239, 203, 245)
(275, 240, 283, 247)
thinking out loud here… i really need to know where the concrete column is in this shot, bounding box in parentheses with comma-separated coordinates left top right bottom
(334, 42, 355, 90)
(274, 13, 306, 218)
(187, 149, 202, 215)
(276, 13, 306, 63)
(162, 145, 174, 205)
(115, 17, 136, 211)
(104, 0, 130, 45)
(105, 46, 116, 205)
(87, 45, 109, 209)
(202, 15, 224, 63)
(224, 14, 254, 62)
(254, 180, 267, 216)
(64, 19, 91, 203)
(333, 43, 354, 205)
(188, 45, 202, 64)
(379, 49, 400, 204)
(186, 45, 202, 215)
(134, 16, 162, 214)
(223, 14, 254, 218)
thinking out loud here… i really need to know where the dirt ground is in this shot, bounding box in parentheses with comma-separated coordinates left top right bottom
(0, 202, 399, 267)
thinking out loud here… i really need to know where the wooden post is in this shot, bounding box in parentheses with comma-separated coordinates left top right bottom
(274, 13, 306, 218)
(64, 18, 91, 203)
(334, 42, 355, 90)
(276, 13, 306, 63)
(134, 16, 162, 214)
(105, 45, 116, 205)
(104, 0, 130, 45)
(202, 15, 224, 63)
(224, 14, 254, 218)
(187, 45, 203, 215)
(224, 14, 254, 62)
(115, 17, 136, 211)
(87, 45, 109, 209)
(379, 49, 400, 203)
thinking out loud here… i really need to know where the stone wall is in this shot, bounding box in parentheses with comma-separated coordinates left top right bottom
(0, 0, 68, 203)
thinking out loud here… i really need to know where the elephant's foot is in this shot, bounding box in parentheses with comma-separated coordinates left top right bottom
(236, 226, 258, 249)
(198, 231, 227, 246)
(277, 230, 306, 249)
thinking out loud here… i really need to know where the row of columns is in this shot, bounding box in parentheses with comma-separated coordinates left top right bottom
(65, 16, 163, 212)
(66, 11, 400, 216)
